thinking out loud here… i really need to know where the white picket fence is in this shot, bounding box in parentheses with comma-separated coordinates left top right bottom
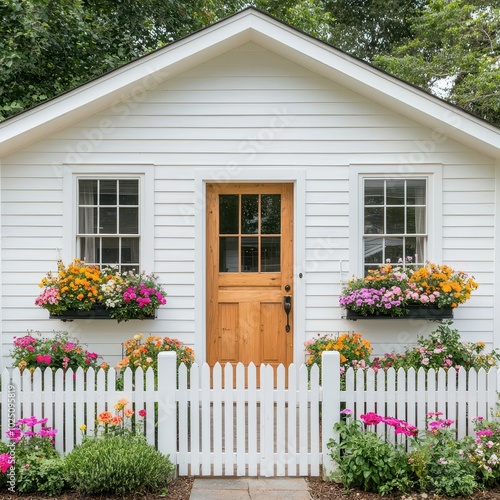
(1, 351, 499, 477)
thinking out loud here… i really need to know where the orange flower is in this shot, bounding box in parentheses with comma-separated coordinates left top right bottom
(124, 408, 134, 418)
(98, 411, 113, 424)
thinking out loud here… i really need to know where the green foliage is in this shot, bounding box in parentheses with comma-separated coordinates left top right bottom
(409, 413, 477, 496)
(64, 434, 175, 495)
(374, 0, 500, 126)
(328, 415, 412, 494)
(372, 321, 500, 372)
(324, 0, 426, 60)
(15, 457, 66, 496)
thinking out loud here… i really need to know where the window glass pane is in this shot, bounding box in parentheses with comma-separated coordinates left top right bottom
(261, 195, 281, 234)
(79, 207, 97, 234)
(100, 180, 117, 205)
(241, 195, 258, 234)
(79, 180, 97, 205)
(102, 237, 119, 265)
(261, 237, 280, 272)
(364, 238, 383, 264)
(99, 207, 117, 233)
(407, 180, 426, 205)
(119, 207, 139, 234)
(241, 237, 258, 272)
(407, 207, 426, 234)
(219, 237, 238, 272)
(119, 180, 139, 205)
(386, 207, 404, 233)
(79, 237, 98, 264)
(364, 207, 384, 234)
(364, 180, 384, 205)
(405, 237, 417, 263)
(385, 238, 404, 262)
(219, 195, 239, 234)
(386, 180, 404, 205)
(121, 238, 139, 264)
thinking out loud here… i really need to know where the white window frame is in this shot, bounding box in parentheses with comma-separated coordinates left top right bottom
(348, 164, 443, 277)
(63, 165, 154, 271)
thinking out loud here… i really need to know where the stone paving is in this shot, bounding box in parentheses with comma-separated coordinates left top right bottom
(189, 477, 311, 499)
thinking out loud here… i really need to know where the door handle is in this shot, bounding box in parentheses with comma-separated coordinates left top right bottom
(283, 296, 292, 332)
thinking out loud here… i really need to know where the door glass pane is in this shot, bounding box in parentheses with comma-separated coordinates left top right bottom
(364, 207, 384, 234)
(386, 180, 404, 205)
(100, 180, 117, 205)
(261, 194, 281, 234)
(99, 207, 117, 234)
(386, 207, 404, 233)
(241, 195, 258, 234)
(261, 237, 280, 272)
(219, 195, 239, 234)
(219, 237, 238, 272)
(119, 207, 139, 234)
(241, 237, 258, 272)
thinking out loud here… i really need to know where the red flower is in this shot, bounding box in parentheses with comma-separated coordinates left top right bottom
(138, 409, 147, 418)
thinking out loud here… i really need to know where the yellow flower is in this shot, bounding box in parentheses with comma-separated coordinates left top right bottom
(114, 398, 128, 410)
(80, 424, 87, 432)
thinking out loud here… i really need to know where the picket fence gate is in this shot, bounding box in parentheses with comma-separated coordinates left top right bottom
(1, 352, 500, 477)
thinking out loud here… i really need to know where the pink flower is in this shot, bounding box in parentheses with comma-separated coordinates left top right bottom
(138, 409, 147, 418)
(360, 412, 383, 426)
(0, 453, 13, 474)
(340, 409, 352, 415)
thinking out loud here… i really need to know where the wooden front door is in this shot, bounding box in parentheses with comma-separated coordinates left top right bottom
(207, 183, 293, 372)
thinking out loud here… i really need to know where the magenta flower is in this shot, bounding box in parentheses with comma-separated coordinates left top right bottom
(360, 412, 384, 425)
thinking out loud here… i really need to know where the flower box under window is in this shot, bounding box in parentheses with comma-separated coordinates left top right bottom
(345, 304, 454, 321)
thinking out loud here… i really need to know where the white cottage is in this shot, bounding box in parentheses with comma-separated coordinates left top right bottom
(1, 8, 499, 370)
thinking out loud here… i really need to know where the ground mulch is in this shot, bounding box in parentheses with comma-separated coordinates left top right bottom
(5, 477, 500, 499)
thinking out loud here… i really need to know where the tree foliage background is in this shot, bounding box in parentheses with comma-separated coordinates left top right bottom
(0, 0, 499, 127)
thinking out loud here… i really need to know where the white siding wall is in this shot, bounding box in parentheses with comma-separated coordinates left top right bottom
(1, 43, 496, 367)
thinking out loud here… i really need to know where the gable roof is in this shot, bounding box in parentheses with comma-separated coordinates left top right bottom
(1, 7, 499, 160)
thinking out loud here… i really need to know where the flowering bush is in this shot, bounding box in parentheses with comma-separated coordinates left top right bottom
(329, 410, 478, 496)
(304, 332, 372, 375)
(10, 331, 105, 373)
(35, 259, 167, 322)
(115, 333, 195, 373)
(2, 416, 66, 495)
(339, 260, 478, 317)
(469, 408, 500, 486)
(371, 322, 500, 373)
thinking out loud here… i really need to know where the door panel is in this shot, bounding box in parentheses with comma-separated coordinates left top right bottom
(207, 183, 293, 374)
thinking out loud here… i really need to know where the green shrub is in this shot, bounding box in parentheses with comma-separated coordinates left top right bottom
(328, 413, 412, 494)
(409, 412, 477, 497)
(64, 434, 174, 495)
(16, 457, 66, 496)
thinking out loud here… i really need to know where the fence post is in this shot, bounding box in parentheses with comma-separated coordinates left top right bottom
(322, 351, 340, 479)
(157, 352, 177, 466)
